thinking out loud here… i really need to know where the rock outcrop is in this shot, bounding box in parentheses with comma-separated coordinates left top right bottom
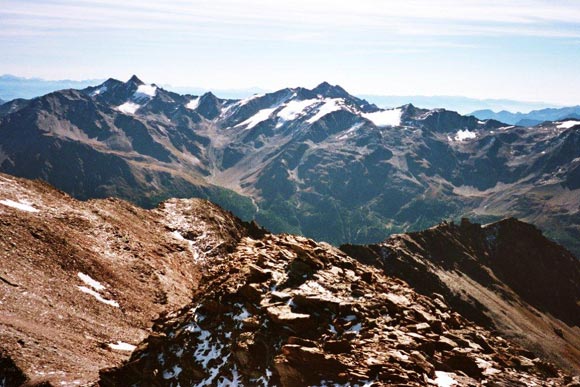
(342, 218, 580, 374)
(100, 233, 577, 386)
(0, 173, 254, 385)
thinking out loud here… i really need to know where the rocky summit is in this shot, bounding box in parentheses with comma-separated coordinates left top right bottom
(0, 77, 579, 257)
(100, 233, 576, 386)
(1, 175, 579, 386)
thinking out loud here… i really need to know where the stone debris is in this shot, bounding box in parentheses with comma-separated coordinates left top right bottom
(100, 233, 578, 386)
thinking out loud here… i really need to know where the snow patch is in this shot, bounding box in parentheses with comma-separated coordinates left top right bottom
(348, 323, 362, 333)
(433, 371, 458, 387)
(232, 304, 251, 322)
(362, 108, 402, 127)
(91, 85, 107, 96)
(237, 93, 265, 107)
(77, 286, 119, 307)
(306, 98, 343, 124)
(163, 365, 183, 380)
(454, 129, 477, 141)
(237, 107, 277, 129)
(0, 199, 39, 213)
(557, 120, 580, 129)
(186, 97, 200, 110)
(277, 99, 318, 121)
(77, 272, 105, 291)
(134, 84, 157, 98)
(116, 102, 140, 114)
(108, 341, 136, 351)
(337, 123, 363, 140)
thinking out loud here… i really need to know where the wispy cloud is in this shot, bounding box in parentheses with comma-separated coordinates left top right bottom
(1, 0, 580, 104)
(2, 0, 580, 41)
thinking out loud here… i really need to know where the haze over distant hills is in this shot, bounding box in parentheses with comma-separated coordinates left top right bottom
(359, 95, 559, 115)
(0, 75, 103, 100)
(472, 106, 580, 126)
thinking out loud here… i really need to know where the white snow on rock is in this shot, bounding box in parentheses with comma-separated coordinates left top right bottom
(134, 84, 157, 98)
(108, 341, 136, 351)
(186, 97, 200, 110)
(277, 99, 318, 121)
(163, 365, 183, 379)
(362, 108, 402, 127)
(454, 129, 477, 141)
(91, 85, 107, 96)
(433, 371, 458, 387)
(236, 107, 277, 129)
(337, 122, 363, 140)
(306, 98, 343, 124)
(77, 272, 105, 291)
(348, 322, 363, 333)
(77, 286, 119, 308)
(557, 120, 580, 129)
(0, 199, 39, 213)
(238, 93, 265, 107)
(116, 102, 141, 114)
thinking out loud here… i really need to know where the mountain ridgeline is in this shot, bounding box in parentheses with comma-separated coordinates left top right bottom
(0, 76, 579, 257)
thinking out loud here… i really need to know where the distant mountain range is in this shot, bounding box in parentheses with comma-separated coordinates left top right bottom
(0, 76, 579, 258)
(471, 106, 580, 126)
(359, 94, 559, 115)
(0, 74, 566, 114)
(0, 74, 103, 100)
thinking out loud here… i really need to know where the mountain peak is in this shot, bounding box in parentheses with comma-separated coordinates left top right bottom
(127, 75, 144, 86)
(311, 81, 350, 99)
(314, 81, 333, 89)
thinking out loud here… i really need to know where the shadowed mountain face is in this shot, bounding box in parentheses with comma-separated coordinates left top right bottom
(342, 218, 580, 373)
(1, 173, 579, 386)
(0, 76, 579, 257)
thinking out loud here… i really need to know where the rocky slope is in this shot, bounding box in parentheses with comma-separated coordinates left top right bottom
(1, 173, 579, 386)
(0, 172, 259, 385)
(342, 218, 580, 374)
(100, 233, 576, 386)
(1, 76, 579, 256)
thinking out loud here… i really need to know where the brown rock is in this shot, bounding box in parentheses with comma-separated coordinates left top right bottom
(443, 353, 482, 378)
(323, 340, 353, 354)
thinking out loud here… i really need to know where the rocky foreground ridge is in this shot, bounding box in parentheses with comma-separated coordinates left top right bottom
(0, 173, 579, 386)
(342, 218, 580, 374)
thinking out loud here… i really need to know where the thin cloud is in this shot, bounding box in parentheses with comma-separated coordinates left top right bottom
(2, 0, 580, 41)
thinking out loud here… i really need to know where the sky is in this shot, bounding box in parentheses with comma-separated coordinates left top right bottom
(1, 0, 580, 104)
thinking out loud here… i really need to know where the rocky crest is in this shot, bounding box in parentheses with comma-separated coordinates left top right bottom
(342, 218, 580, 374)
(99, 231, 578, 386)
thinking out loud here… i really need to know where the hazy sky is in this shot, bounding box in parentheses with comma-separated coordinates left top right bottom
(1, 0, 580, 104)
